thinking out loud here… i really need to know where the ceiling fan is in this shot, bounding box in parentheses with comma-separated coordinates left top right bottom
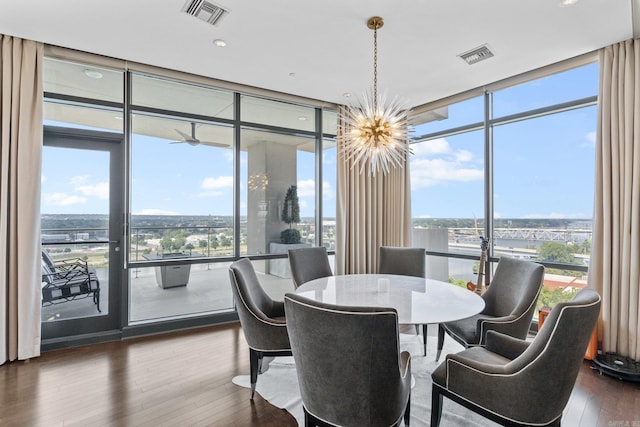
(171, 122, 227, 148)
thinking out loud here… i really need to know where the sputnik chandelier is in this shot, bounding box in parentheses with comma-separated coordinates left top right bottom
(340, 16, 411, 176)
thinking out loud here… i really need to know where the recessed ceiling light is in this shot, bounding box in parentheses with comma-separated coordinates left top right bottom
(560, 0, 579, 6)
(298, 116, 307, 121)
(342, 92, 352, 98)
(84, 69, 103, 79)
(213, 39, 227, 47)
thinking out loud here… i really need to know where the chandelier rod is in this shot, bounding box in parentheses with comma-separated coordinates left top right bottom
(367, 16, 384, 114)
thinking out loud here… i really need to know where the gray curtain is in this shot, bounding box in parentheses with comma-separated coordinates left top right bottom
(336, 105, 411, 274)
(0, 35, 43, 363)
(589, 39, 640, 360)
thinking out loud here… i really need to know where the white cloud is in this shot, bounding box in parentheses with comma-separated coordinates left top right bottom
(322, 180, 335, 200)
(410, 137, 483, 188)
(455, 149, 474, 162)
(45, 192, 87, 206)
(201, 176, 233, 190)
(297, 179, 316, 197)
(411, 138, 451, 156)
(76, 182, 109, 199)
(70, 175, 89, 185)
(135, 208, 181, 215)
(584, 131, 596, 148)
(199, 176, 233, 197)
(411, 157, 483, 188)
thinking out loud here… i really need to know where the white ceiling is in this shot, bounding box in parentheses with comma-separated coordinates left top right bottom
(0, 0, 635, 109)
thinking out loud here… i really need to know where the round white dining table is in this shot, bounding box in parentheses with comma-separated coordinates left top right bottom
(294, 274, 485, 326)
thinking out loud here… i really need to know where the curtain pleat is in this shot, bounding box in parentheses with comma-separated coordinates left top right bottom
(336, 106, 411, 275)
(589, 39, 640, 360)
(0, 35, 43, 364)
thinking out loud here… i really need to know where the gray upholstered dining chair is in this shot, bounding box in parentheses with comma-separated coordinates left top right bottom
(378, 246, 428, 355)
(378, 246, 426, 278)
(229, 258, 292, 399)
(436, 256, 544, 361)
(431, 287, 601, 427)
(284, 292, 412, 427)
(288, 246, 333, 288)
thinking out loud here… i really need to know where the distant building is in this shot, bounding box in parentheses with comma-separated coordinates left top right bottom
(543, 273, 587, 292)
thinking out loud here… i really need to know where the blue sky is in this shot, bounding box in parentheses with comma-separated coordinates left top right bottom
(41, 63, 598, 220)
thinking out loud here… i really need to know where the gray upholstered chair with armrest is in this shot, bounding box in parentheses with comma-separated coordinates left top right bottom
(288, 246, 333, 288)
(229, 258, 292, 399)
(379, 246, 428, 355)
(431, 287, 601, 427)
(436, 256, 544, 361)
(284, 292, 411, 427)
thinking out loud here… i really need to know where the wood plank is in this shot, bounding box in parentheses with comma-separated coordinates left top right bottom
(0, 322, 637, 426)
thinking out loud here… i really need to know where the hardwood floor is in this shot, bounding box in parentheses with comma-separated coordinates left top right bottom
(1, 323, 638, 426)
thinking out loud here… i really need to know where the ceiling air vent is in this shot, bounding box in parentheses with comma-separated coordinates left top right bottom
(182, 0, 229, 26)
(458, 44, 494, 65)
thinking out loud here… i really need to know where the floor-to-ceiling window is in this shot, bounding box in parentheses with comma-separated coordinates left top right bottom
(409, 58, 598, 312)
(41, 51, 337, 341)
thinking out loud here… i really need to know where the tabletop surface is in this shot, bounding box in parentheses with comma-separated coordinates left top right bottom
(294, 274, 485, 325)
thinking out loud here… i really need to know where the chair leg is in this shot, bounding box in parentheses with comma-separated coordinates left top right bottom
(422, 324, 428, 356)
(415, 324, 420, 335)
(250, 348, 261, 399)
(430, 386, 443, 427)
(404, 393, 411, 426)
(304, 407, 315, 427)
(436, 324, 445, 362)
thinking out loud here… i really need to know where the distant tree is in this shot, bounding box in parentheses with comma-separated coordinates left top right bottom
(538, 241, 576, 264)
(220, 236, 231, 247)
(210, 236, 219, 249)
(576, 239, 591, 255)
(199, 239, 208, 249)
(281, 185, 301, 244)
(160, 236, 174, 251)
(537, 286, 580, 311)
(448, 277, 468, 288)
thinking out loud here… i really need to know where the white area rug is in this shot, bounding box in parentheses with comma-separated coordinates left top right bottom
(232, 333, 500, 426)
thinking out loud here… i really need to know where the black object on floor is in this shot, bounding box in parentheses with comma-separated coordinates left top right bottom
(592, 352, 640, 382)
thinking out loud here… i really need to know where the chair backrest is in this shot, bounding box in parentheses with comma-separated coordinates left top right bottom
(378, 246, 426, 278)
(288, 246, 333, 288)
(482, 256, 544, 319)
(229, 258, 289, 351)
(502, 287, 601, 423)
(284, 292, 409, 427)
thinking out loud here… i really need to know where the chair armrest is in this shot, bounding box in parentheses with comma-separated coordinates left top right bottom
(484, 330, 530, 360)
(446, 350, 508, 375)
(477, 314, 515, 328)
(477, 315, 522, 344)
